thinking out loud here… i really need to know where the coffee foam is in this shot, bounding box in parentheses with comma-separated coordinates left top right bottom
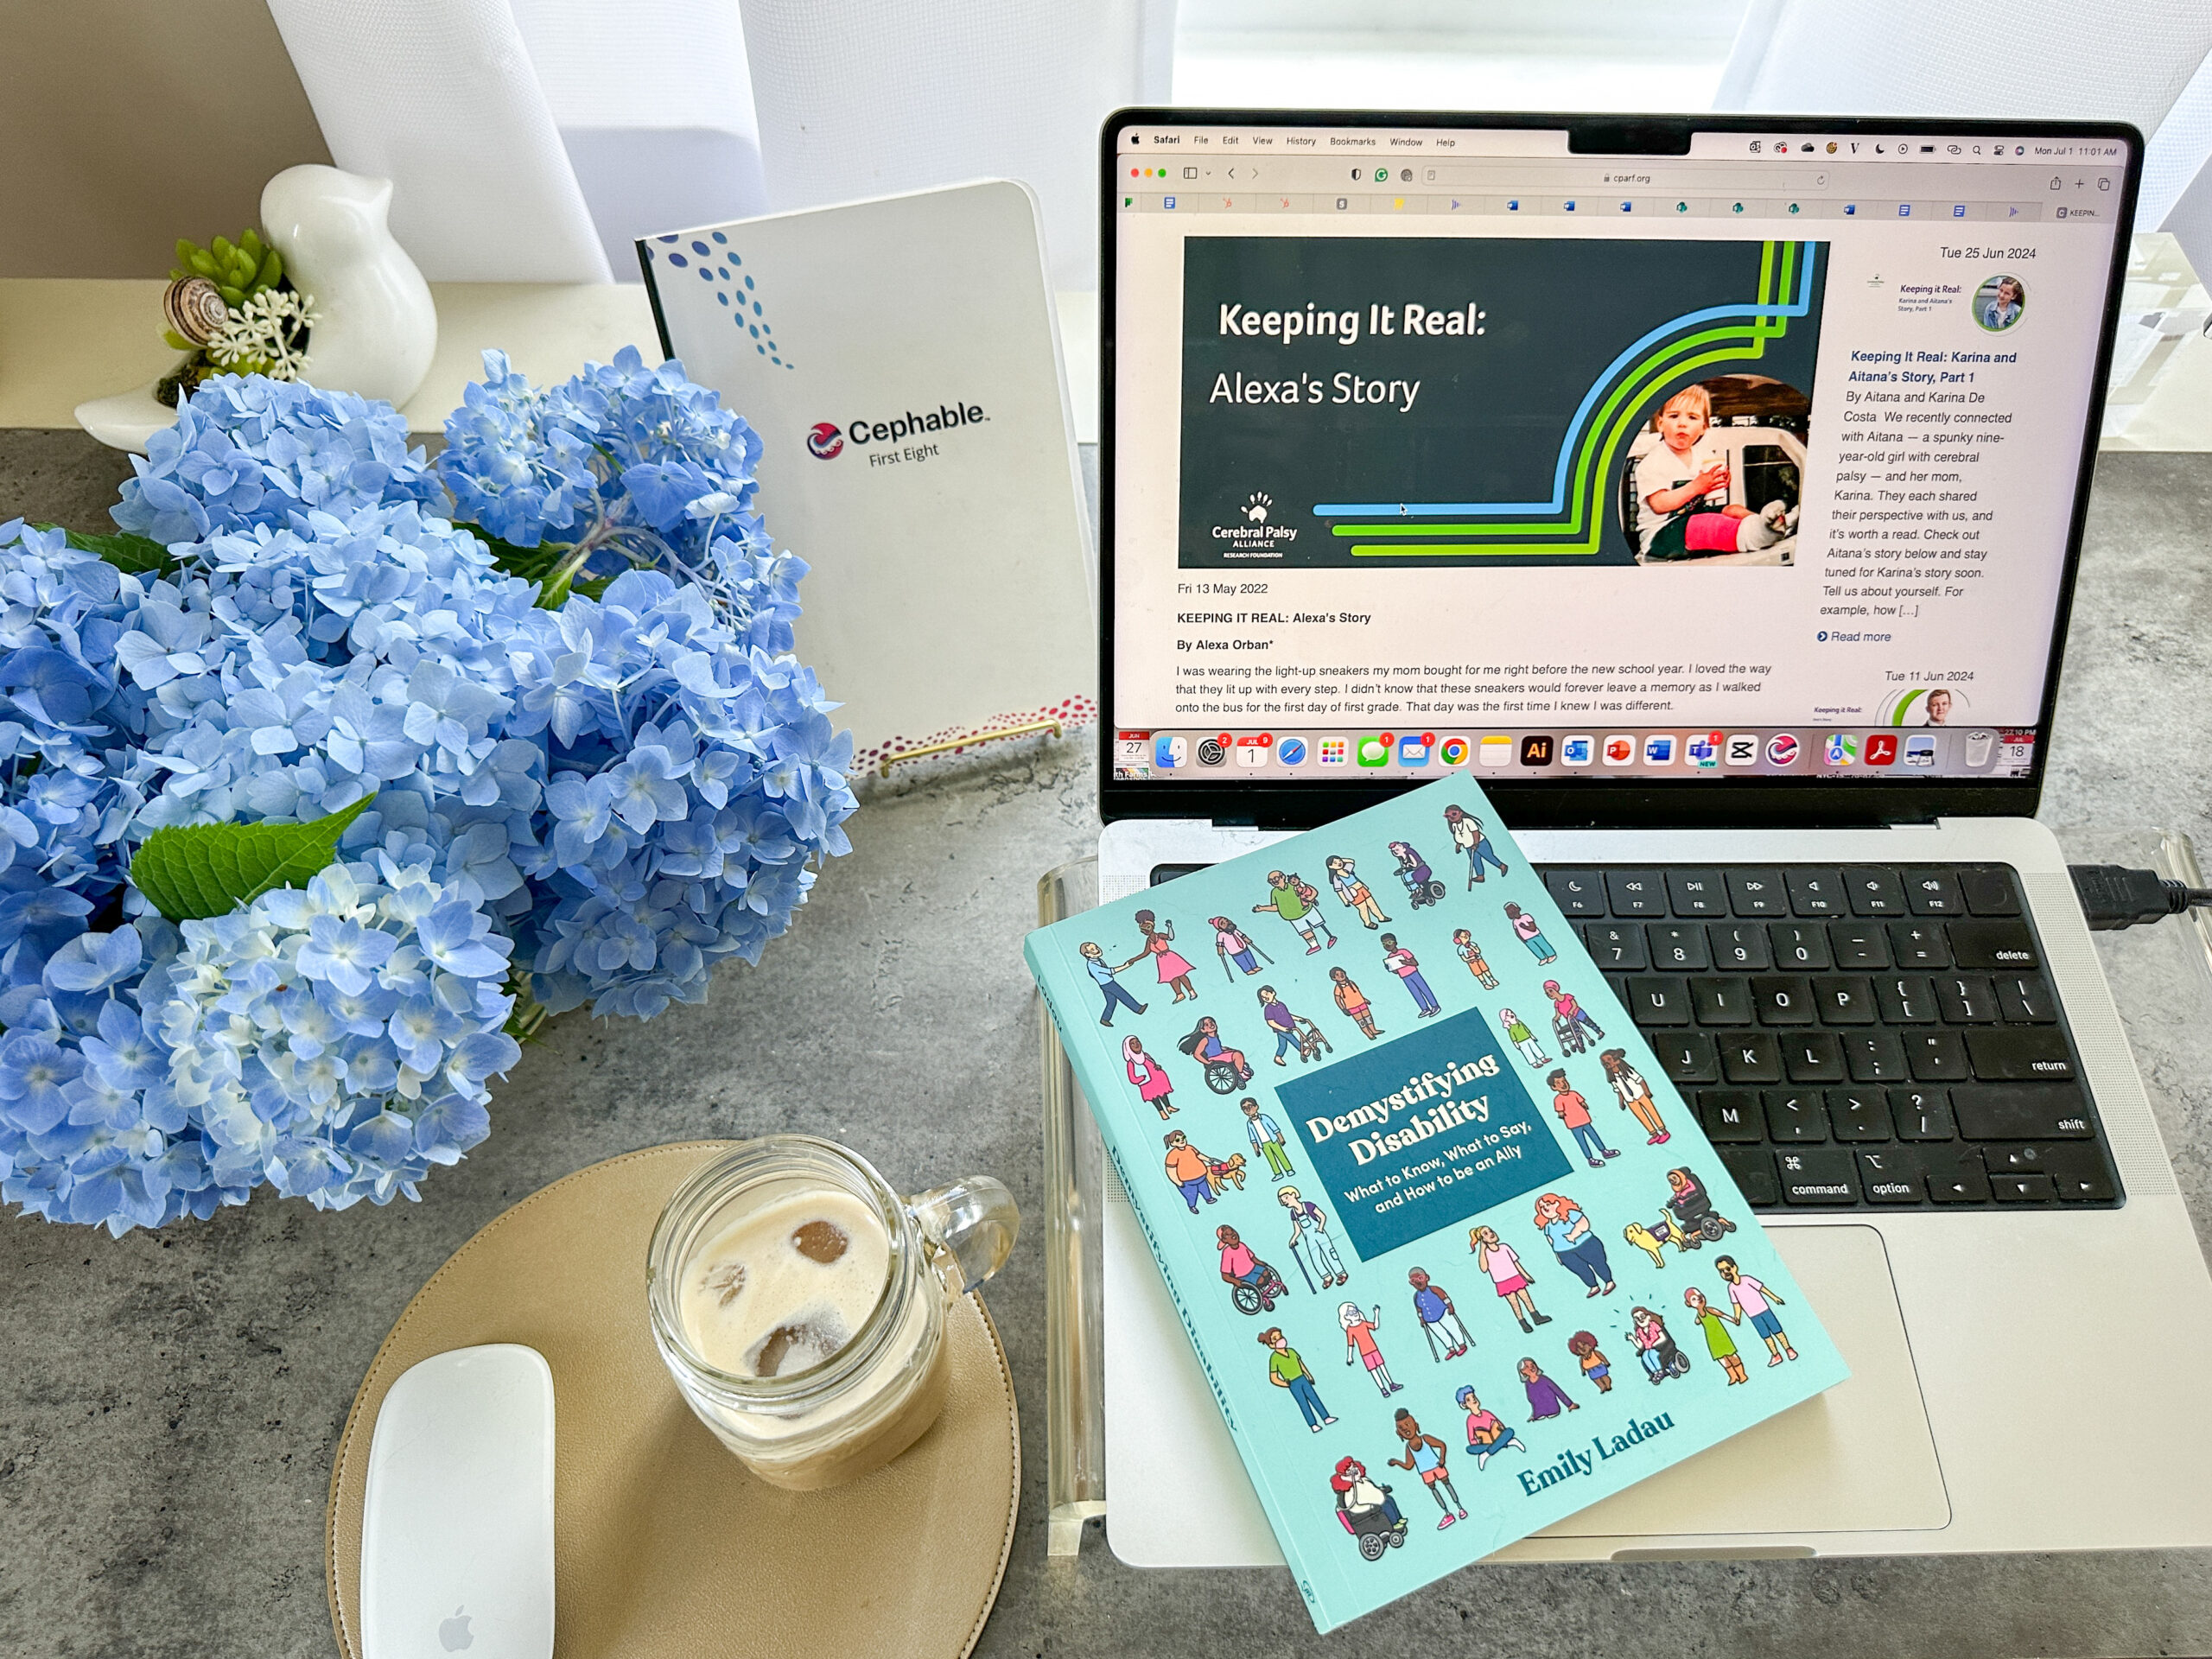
(679, 1187, 890, 1379)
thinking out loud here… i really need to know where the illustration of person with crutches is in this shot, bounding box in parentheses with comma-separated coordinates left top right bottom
(1280, 1185, 1349, 1287)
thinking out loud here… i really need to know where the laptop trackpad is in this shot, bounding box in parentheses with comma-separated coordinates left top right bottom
(1104, 1213, 1946, 1563)
(1527, 1224, 1948, 1546)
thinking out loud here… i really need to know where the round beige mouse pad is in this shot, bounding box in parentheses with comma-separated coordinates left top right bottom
(327, 1141, 1020, 1659)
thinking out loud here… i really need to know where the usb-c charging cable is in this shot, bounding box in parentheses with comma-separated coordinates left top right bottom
(2068, 865, 2212, 931)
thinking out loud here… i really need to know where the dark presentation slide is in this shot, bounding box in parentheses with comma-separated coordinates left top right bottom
(1177, 235, 1827, 569)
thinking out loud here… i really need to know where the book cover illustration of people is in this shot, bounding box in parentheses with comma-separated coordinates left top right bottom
(1025, 775, 1849, 1630)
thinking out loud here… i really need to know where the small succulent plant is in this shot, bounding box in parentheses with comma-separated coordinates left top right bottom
(163, 230, 283, 348)
(156, 228, 302, 406)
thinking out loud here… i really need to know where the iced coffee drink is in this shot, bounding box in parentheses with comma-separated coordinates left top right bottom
(648, 1138, 1016, 1491)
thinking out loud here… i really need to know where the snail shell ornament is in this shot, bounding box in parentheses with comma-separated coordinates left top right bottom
(162, 276, 232, 345)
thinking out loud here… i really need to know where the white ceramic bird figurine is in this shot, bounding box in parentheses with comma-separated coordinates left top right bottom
(259, 164, 437, 407)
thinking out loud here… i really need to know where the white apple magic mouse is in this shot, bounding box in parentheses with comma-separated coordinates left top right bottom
(362, 1343, 555, 1659)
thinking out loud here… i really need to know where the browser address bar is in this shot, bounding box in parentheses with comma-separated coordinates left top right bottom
(1416, 165, 1834, 194)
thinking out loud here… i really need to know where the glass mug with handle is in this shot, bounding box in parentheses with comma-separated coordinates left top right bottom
(647, 1136, 1018, 1490)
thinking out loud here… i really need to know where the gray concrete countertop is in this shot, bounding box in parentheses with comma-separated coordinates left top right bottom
(2, 438, 2209, 1657)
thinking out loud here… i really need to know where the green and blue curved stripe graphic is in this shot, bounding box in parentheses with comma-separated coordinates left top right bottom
(1318, 240, 1818, 557)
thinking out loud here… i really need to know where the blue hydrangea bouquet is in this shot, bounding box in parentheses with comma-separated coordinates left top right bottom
(0, 349, 855, 1234)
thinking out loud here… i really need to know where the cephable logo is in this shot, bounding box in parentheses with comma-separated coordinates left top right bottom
(806, 422, 845, 460)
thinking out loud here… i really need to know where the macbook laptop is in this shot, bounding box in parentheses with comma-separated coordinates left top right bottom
(1093, 110, 2212, 1565)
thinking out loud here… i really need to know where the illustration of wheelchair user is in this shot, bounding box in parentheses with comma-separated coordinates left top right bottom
(1176, 1014, 1252, 1094)
(1217, 1223, 1292, 1315)
(1656, 1166, 1739, 1249)
(1388, 840, 1447, 910)
(1331, 1455, 1409, 1560)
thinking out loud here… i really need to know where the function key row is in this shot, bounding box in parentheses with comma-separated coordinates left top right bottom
(1579, 915, 2037, 973)
(1547, 864, 2022, 920)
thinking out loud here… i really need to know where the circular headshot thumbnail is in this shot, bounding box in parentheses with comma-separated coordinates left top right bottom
(1974, 274, 2025, 333)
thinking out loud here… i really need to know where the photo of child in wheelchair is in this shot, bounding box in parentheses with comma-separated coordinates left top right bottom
(1177, 1014, 1252, 1094)
(1388, 840, 1446, 909)
(1217, 1223, 1291, 1314)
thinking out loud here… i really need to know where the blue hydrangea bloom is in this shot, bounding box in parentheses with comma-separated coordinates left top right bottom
(0, 354, 852, 1236)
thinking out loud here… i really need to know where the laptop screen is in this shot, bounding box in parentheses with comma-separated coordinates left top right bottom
(1103, 115, 2135, 811)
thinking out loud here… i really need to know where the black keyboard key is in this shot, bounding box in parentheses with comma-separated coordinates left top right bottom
(1905, 1030, 1971, 1080)
(1767, 923, 1831, 970)
(1654, 1031, 1719, 1084)
(1827, 1088, 1892, 1141)
(1925, 1149, 1993, 1204)
(1787, 868, 1847, 916)
(1981, 1144, 2047, 1174)
(1721, 1032, 1783, 1084)
(1960, 868, 2021, 915)
(1648, 925, 1710, 972)
(1994, 973, 2057, 1024)
(1629, 975, 1690, 1027)
(1887, 919, 1951, 969)
(1857, 1149, 1923, 1203)
(1605, 973, 1631, 1007)
(1844, 1030, 1910, 1082)
(1950, 1083, 2094, 1139)
(1751, 976, 1815, 1025)
(1708, 923, 1772, 971)
(1783, 1031, 1846, 1082)
(1727, 869, 1789, 916)
(1903, 868, 1966, 915)
(1764, 1088, 1828, 1141)
(1546, 870, 1608, 916)
(1828, 922, 1890, 969)
(1720, 1147, 1782, 1207)
(2044, 1147, 2118, 1203)
(1963, 1027, 2075, 1081)
(1876, 975, 1938, 1023)
(1605, 869, 1669, 916)
(1845, 867, 1909, 916)
(1890, 1086, 1955, 1140)
(1812, 976, 1878, 1025)
(1935, 974, 1999, 1024)
(1777, 1148, 1859, 1204)
(1688, 976, 1752, 1026)
(1580, 921, 1648, 970)
(1948, 919, 2038, 970)
(1667, 869, 1727, 916)
(1991, 1173, 2056, 1203)
(1698, 1090, 1764, 1143)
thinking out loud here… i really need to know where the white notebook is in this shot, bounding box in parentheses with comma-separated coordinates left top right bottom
(640, 181, 1096, 769)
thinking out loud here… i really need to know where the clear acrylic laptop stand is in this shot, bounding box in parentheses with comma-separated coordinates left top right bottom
(1039, 856, 1108, 1556)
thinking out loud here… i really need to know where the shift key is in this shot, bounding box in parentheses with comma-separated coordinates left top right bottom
(1952, 1083, 2096, 1140)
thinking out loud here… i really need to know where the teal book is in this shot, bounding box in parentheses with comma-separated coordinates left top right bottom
(1025, 775, 1849, 1631)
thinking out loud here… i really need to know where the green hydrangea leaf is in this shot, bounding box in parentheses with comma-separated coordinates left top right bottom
(33, 523, 177, 577)
(130, 797, 374, 923)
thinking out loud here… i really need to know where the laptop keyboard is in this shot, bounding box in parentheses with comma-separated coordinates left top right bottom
(1535, 861, 2123, 1212)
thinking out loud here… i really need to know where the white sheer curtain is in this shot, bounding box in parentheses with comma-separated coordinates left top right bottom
(1714, 0, 2212, 273)
(272, 0, 771, 283)
(267, 0, 614, 282)
(739, 0, 1178, 291)
(507, 0, 769, 278)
